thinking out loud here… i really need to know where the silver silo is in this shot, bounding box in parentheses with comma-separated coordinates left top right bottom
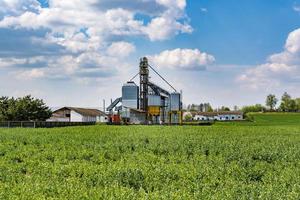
(122, 81, 139, 109)
(148, 95, 161, 106)
(170, 93, 181, 111)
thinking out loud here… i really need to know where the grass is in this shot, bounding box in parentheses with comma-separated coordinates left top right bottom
(215, 112, 300, 126)
(0, 114, 300, 199)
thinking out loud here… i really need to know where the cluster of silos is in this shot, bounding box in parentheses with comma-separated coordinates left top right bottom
(120, 81, 182, 124)
(147, 93, 182, 124)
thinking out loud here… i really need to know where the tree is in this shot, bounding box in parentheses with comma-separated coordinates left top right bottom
(198, 103, 203, 112)
(219, 106, 231, 112)
(265, 94, 278, 111)
(280, 92, 291, 111)
(0, 95, 52, 121)
(189, 104, 197, 112)
(233, 105, 239, 111)
(184, 112, 193, 121)
(187, 103, 213, 112)
(242, 104, 265, 114)
(204, 103, 213, 112)
(0, 96, 11, 121)
(295, 98, 300, 112)
(289, 99, 297, 112)
(280, 92, 293, 112)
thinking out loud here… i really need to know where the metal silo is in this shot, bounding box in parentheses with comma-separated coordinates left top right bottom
(148, 95, 161, 117)
(168, 93, 182, 124)
(122, 81, 139, 109)
(170, 93, 181, 111)
(148, 95, 161, 106)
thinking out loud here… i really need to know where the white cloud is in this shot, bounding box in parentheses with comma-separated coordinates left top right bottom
(0, 58, 27, 68)
(238, 28, 300, 89)
(0, 0, 193, 82)
(16, 68, 45, 80)
(0, 0, 40, 16)
(200, 8, 208, 13)
(0, 0, 191, 41)
(149, 48, 215, 70)
(107, 42, 136, 58)
(293, 5, 300, 12)
(144, 17, 192, 41)
(156, 0, 186, 10)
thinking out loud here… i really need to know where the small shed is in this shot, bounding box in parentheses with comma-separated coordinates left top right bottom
(48, 107, 108, 123)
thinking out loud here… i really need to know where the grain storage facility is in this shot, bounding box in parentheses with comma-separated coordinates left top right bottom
(107, 57, 183, 125)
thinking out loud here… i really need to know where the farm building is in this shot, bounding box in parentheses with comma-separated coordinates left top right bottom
(121, 107, 147, 124)
(48, 107, 108, 123)
(192, 111, 244, 121)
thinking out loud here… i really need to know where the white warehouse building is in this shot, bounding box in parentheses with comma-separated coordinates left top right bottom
(192, 111, 244, 121)
(48, 107, 108, 123)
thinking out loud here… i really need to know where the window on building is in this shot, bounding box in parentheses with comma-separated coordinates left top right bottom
(66, 114, 70, 117)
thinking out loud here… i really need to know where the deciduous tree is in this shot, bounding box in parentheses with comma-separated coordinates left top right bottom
(0, 95, 52, 121)
(266, 94, 278, 111)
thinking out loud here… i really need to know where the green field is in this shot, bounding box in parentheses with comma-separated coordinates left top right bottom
(0, 114, 300, 199)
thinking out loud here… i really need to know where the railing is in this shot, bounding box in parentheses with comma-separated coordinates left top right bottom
(0, 121, 96, 128)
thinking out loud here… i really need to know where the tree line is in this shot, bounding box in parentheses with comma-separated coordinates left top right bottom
(186, 92, 300, 114)
(186, 103, 234, 112)
(186, 103, 213, 112)
(242, 92, 300, 113)
(0, 95, 52, 121)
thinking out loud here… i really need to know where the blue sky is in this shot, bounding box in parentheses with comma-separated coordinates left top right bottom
(1, 0, 300, 109)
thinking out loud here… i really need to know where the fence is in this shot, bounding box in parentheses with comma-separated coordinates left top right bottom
(0, 121, 96, 128)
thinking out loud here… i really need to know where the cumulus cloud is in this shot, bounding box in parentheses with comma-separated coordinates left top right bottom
(0, 0, 40, 16)
(107, 42, 136, 58)
(0, 0, 192, 81)
(13, 54, 122, 81)
(0, 0, 191, 41)
(149, 48, 215, 70)
(238, 28, 300, 89)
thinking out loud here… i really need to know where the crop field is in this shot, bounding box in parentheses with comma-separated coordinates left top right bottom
(0, 114, 300, 199)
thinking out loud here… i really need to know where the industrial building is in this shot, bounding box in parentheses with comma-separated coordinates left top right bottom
(107, 57, 183, 125)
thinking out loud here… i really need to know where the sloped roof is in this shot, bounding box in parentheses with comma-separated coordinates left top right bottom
(54, 107, 107, 117)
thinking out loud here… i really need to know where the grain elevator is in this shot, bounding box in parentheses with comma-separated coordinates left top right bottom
(107, 57, 182, 125)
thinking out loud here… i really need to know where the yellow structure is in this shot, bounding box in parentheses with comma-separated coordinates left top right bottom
(148, 106, 160, 116)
